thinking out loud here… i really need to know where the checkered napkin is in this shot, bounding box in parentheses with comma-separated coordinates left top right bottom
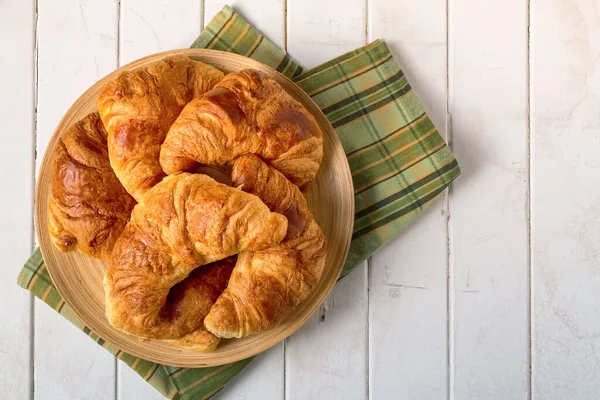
(17, 5, 460, 399)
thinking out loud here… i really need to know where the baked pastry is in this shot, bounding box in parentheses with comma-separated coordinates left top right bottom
(49, 58, 327, 350)
(159, 69, 323, 187)
(48, 112, 135, 260)
(204, 155, 327, 338)
(98, 56, 224, 201)
(104, 172, 288, 348)
(164, 256, 236, 351)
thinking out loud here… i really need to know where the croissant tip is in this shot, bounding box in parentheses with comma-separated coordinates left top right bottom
(204, 296, 243, 339)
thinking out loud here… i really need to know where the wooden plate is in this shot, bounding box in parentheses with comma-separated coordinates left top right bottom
(36, 49, 354, 367)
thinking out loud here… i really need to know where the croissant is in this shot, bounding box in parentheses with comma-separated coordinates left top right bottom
(160, 69, 323, 187)
(104, 172, 288, 349)
(48, 112, 135, 260)
(164, 256, 236, 351)
(204, 155, 327, 338)
(97, 56, 224, 201)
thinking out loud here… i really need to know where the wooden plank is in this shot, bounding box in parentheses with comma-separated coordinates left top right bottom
(0, 0, 35, 398)
(204, 2, 288, 399)
(117, 1, 201, 398)
(367, 0, 450, 397)
(532, 0, 600, 398)
(35, 0, 119, 398)
(205, 0, 286, 49)
(367, 0, 448, 128)
(286, 268, 368, 400)
(449, 0, 530, 397)
(119, 0, 202, 65)
(118, 363, 164, 400)
(213, 344, 285, 400)
(286, 1, 367, 398)
(287, 0, 367, 69)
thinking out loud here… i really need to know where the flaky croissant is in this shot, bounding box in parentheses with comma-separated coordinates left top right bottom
(160, 69, 323, 187)
(97, 56, 224, 201)
(48, 112, 136, 260)
(104, 172, 288, 349)
(163, 257, 236, 351)
(204, 155, 327, 338)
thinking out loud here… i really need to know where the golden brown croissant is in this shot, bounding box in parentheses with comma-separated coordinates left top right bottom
(104, 172, 288, 348)
(204, 155, 327, 338)
(164, 257, 236, 351)
(48, 112, 136, 260)
(97, 56, 224, 201)
(160, 69, 323, 187)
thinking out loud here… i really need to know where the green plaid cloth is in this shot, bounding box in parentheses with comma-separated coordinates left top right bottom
(18, 5, 460, 399)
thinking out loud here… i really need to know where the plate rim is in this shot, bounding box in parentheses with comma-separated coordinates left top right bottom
(36, 48, 355, 367)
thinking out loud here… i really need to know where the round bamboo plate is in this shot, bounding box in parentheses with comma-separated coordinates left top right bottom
(36, 49, 354, 367)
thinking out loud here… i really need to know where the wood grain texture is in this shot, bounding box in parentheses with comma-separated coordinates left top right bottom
(287, 0, 367, 69)
(449, 0, 530, 397)
(286, 1, 368, 398)
(214, 343, 285, 400)
(532, 0, 600, 397)
(10, 0, 600, 398)
(120, 0, 202, 65)
(34, 0, 119, 398)
(0, 0, 35, 398)
(118, 361, 163, 400)
(286, 269, 367, 400)
(36, 49, 353, 368)
(368, 0, 450, 397)
(204, 2, 287, 398)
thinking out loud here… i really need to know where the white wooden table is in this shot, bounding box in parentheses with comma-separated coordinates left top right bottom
(2, 0, 599, 399)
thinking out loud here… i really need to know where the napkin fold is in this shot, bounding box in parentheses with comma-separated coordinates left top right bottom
(17, 5, 460, 399)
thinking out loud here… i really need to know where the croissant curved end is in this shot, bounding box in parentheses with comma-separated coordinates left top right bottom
(204, 293, 244, 339)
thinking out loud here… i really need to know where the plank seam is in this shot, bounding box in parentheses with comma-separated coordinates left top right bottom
(445, 0, 455, 398)
(366, 258, 371, 400)
(283, 339, 288, 400)
(284, 0, 288, 52)
(200, 0, 205, 31)
(445, 169, 454, 400)
(527, 0, 534, 397)
(115, 359, 119, 400)
(364, 0, 369, 43)
(116, 0, 121, 68)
